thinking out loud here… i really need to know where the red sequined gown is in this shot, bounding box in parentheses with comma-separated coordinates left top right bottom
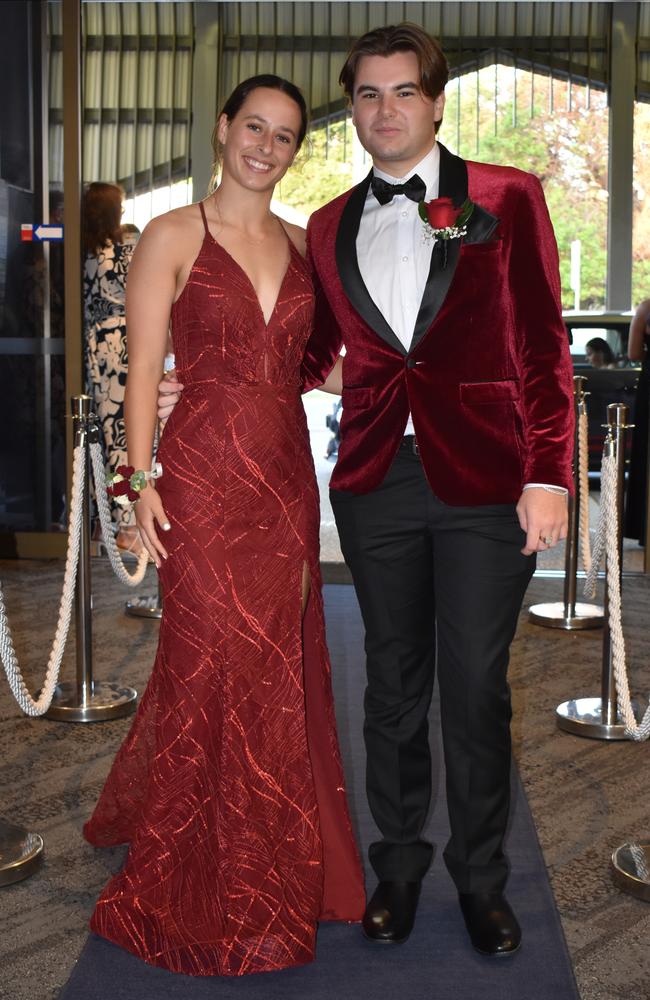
(83, 203, 365, 976)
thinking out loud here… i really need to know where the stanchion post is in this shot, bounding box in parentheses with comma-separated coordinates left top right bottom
(0, 819, 44, 887)
(612, 842, 650, 902)
(611, 408, 650, 896)
(565, 376, 585, 619)
(557, 402, 634, 739)
(45, 395, 138, 722)
(601, 403, 627, 727)
(529, 375, 603, 629)
(75, 395, 93, 705)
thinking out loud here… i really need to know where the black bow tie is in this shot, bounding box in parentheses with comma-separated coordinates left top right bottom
(370, 173, 427, 206)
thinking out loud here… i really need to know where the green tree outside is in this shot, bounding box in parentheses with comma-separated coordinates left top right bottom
(277, 118, 355, 217)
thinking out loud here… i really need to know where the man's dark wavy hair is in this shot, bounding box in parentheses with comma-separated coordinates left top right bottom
(339, 23, 449, 133)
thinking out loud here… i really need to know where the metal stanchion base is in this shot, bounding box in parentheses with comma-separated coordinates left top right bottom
(44, 681, 137, 722)
(528, 602, 604, 629)
(611, 843, 650, 902)
(124, 594, 162, 619)
(0, 820, 44, 886)
(556, 696, 639, 739)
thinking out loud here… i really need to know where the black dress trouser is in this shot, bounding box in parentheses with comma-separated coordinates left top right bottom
(330, 443, 535, 894)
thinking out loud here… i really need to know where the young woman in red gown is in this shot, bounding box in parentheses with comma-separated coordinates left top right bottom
(83, 76, 364, 977)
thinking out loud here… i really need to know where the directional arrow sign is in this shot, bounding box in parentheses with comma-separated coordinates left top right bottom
(20, 223, 64, 242)
(35, 224, 64, 241)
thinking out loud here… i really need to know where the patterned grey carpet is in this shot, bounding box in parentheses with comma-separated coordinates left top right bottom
(1, 558, 650, 1000)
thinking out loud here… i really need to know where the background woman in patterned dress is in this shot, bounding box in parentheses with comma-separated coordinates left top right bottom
(82, 181, 141, 554)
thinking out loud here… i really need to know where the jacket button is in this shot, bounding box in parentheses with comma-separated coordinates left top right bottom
(406, 358, 417, 368)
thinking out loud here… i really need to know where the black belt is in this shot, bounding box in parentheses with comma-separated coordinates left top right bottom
(400, 435, 420, 456)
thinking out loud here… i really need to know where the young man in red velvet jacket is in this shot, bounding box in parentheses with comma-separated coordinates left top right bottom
(159, 23, 574, 958)
(300, 23, 573, 956)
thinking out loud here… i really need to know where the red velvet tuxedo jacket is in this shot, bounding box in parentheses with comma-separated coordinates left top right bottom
(302, 143, 575, 506)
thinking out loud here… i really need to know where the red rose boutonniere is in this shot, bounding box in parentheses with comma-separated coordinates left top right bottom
(418, 196, 474, 243)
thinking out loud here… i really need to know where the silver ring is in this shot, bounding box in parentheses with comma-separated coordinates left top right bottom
(542, 535, 553, 545)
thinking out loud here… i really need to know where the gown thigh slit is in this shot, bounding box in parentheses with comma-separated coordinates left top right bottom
(83, 217, 365, 977)
(301, 559, 312, 615)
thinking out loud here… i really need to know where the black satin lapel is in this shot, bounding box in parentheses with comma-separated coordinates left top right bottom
(437, 142, 468, 207)
(410, 238, 462, 349)
(437, 143, 499, 242)
(410, 144, 467, 350)
(335, 172, 407, 356)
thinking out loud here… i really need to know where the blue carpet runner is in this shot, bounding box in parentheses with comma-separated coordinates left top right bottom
(59, 584, 579, 1000)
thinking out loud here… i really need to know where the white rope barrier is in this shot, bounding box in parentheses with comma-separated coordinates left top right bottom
(0, 445, 85, 716)
(584, 450, 650, 741)
(577, 408, 592, 574)
(0, 438, 151, 717)
(90, 443, 149, 586)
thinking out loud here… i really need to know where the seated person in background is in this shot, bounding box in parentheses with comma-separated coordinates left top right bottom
(585, 336, 616, 369)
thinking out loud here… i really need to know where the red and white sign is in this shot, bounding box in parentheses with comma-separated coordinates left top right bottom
(21, 223, 64, 242)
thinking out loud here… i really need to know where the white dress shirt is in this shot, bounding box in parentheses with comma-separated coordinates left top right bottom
(357, 144, 439, 353)
(357, 145, 439, 436)
(355, 143, 565, 496)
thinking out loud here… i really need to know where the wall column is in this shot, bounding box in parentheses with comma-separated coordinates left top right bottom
(190, 4, 221, 201)
(62, 0, 83, 494)
(606, 2, 637, 310)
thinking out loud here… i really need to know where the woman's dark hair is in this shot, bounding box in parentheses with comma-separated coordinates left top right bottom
(209, 74, 309, 192)
(586, 336, 615, 365)
(339, 23, 449, 133)
(82, 182, 124, 255)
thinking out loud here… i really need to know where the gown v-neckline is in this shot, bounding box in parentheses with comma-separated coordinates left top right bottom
(205, 229, 296, 330)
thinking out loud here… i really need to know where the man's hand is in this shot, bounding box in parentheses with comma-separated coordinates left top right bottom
(157, 370, 184, 425)
(516, 488, 569, 556)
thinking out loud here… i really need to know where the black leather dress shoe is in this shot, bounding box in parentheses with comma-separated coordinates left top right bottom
(458, 892, 521, 956)
(362, 881, 421, 944)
